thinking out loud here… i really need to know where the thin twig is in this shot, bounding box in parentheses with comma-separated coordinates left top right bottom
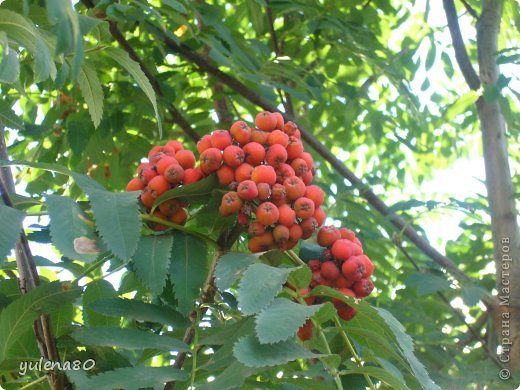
(442, 0, 481, 90)
(459, 0, 479, 19)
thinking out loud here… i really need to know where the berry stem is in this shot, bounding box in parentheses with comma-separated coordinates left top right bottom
(311, 318, 344, 390)
(287, 249, 306, 266)
(332, 316, 376, 390)
(141, 214, 219, 247)
(71, 252, 112, 284)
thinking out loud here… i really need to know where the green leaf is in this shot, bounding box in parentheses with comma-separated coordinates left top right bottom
(88, 298, 189, 328)
(0, 205, 24, 267)
(104, 47, 162, 136)
(132, 235, 173, 295)
(71, 327, 189, 352)
(0, 10, 56, 81)
(0, 42, 20, 83)
(214, 251, 257, 291)
(162, 0, 188, 13)
(77, 61, 104, 128)
(170, 232, 208, 314)
(375, 308, 441, 390)
(237, 264, 293, 315)
(198, 360, 257, 390)
(69, 366, 189, 390)
(460, 284, 488, 306)
(0, 100, 23, 130)
(234, 335, 321, 367)
(255, 298, 325, 344)
(406, 273, 451, 296)
(46, 195, 98, 262)
(0, 281, 81, 361)
(83, 280, 119, 328)
(153, 174, 219, 208)
(299, 241, 325, 262)
(83, 189, 141, 261)
(342, 365, 408, 390)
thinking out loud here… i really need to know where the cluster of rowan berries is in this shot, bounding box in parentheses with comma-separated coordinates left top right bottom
(125, 140, 200, 230)
(195, 111, 326, 253)
(296, 225, 375, 340)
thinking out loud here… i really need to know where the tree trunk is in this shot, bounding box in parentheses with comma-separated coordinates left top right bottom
(477, 0, 520, 371)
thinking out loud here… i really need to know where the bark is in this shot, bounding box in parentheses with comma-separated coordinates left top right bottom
(476, 0, 520, 370)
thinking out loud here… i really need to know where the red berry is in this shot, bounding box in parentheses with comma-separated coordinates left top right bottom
(320, 261, 340, 281)
(255, 111, 277, 132)
(317, 226, 341, 247)
(237, 180, 259, 200)
(352, 278, 374, 297)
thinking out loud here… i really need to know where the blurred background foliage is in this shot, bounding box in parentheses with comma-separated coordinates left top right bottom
(0, 0, 519, 388)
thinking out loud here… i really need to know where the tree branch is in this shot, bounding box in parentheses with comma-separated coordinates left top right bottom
(0, 126, 66, 390)
(459, 0, 479, 19)
(442, 0, 481, 90)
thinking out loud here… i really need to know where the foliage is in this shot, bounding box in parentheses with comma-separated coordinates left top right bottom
(0, 0, 518, 389)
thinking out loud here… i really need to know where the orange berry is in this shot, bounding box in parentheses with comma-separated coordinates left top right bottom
(320, 261, 340, 281)
(158, 199, 182, 217)
(183, 168, 203, 184)
(332, 239, 355, 261)
(170, 208, 188, 225)
(287, 137, 304, 160)
(211, 130, 232, 150)
(156, 156, 179, 175)
(197, 134, 212, 154)
(243, 142, 266, 166)
(300, 217, 318, 239)
(266, 143, 288, 168)
(217, 165, 235, 186)
(291, 158, 308, 176)
(165, 140, 184, 152)
(251, 165, 276, 186)
(297, 319, 313, 341)
(164, 163, 185, 184)
(140, 188, 154, 208)
(151, 211, 168, 231)
(200, 147, 223, 174)
(235, 163, 254, 182)
(317, 226, 341, 247)
(237, 180, 259, 200)
(293, 129, 302, 139)
(273, 225, 290, 248)
(301, 170, 313, 185)
(334, 276, 351, 289)
(273, 112, 285, 130)
(251, 128, 270, 144)
(294, 197, 315, 220)
(288, 223, 303, 244)
(276, 164, 295, 184)
(148, 175, 170, 199)
(223, 145, 245, 168)
(283, 176, 306, 200)
(230, 121, 252, 145)
(126, 178, 145, 192)
(271, 183, 287, 201)
(255, 111, 277, 132)
(255, 202, 279, 225)
(137, 163, 157, 184)
(257, 182, 271, 200)
(352, 278, 374, 298)
(267, 130, 289, 147)
(148, 146, 175, 164)
(359, 255, 375, 277)
(301, 152, 314, 171)
(248, 221, 266, 237)
(339, 227, 356, 241)
(283, 121, 298, 136)
(278, 204, 296, 227)
(175, 150, 196, 169)
(305, 185, 325, 207)
(220, 191, 243, 214)
(313, 207, 326, 227)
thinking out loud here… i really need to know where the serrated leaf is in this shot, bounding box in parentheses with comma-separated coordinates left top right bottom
(406, 273, 451, 296)
(198, 360, 257, 390)
(0, 281, 81, 361)
(237, 264, 293, 315)
(0, 100, 23, 130)
(342, 365, 409, 390)
(375, 308, 441, 390)
(214, 252, 257, 291)
(88, 298, 189, 328)
(104, 47, 162, 136)
(77, 61, 103, 127)
(72, 327, 189, 352)
(255, 298, 325, 344)
(83, 280, 119, 328)
(132, 235, 173, 295)
(50, 303, 74, 338)
(83, 189, 141, 261)
(170, 232, 208, 314)
(153, 174, 219, 209)
(69, 366, 189, 390)
(233, 335, 321, 367)
(46, 194, 98, 262)
(0, 204, 24, 267)
(0, 10, 55, 82)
